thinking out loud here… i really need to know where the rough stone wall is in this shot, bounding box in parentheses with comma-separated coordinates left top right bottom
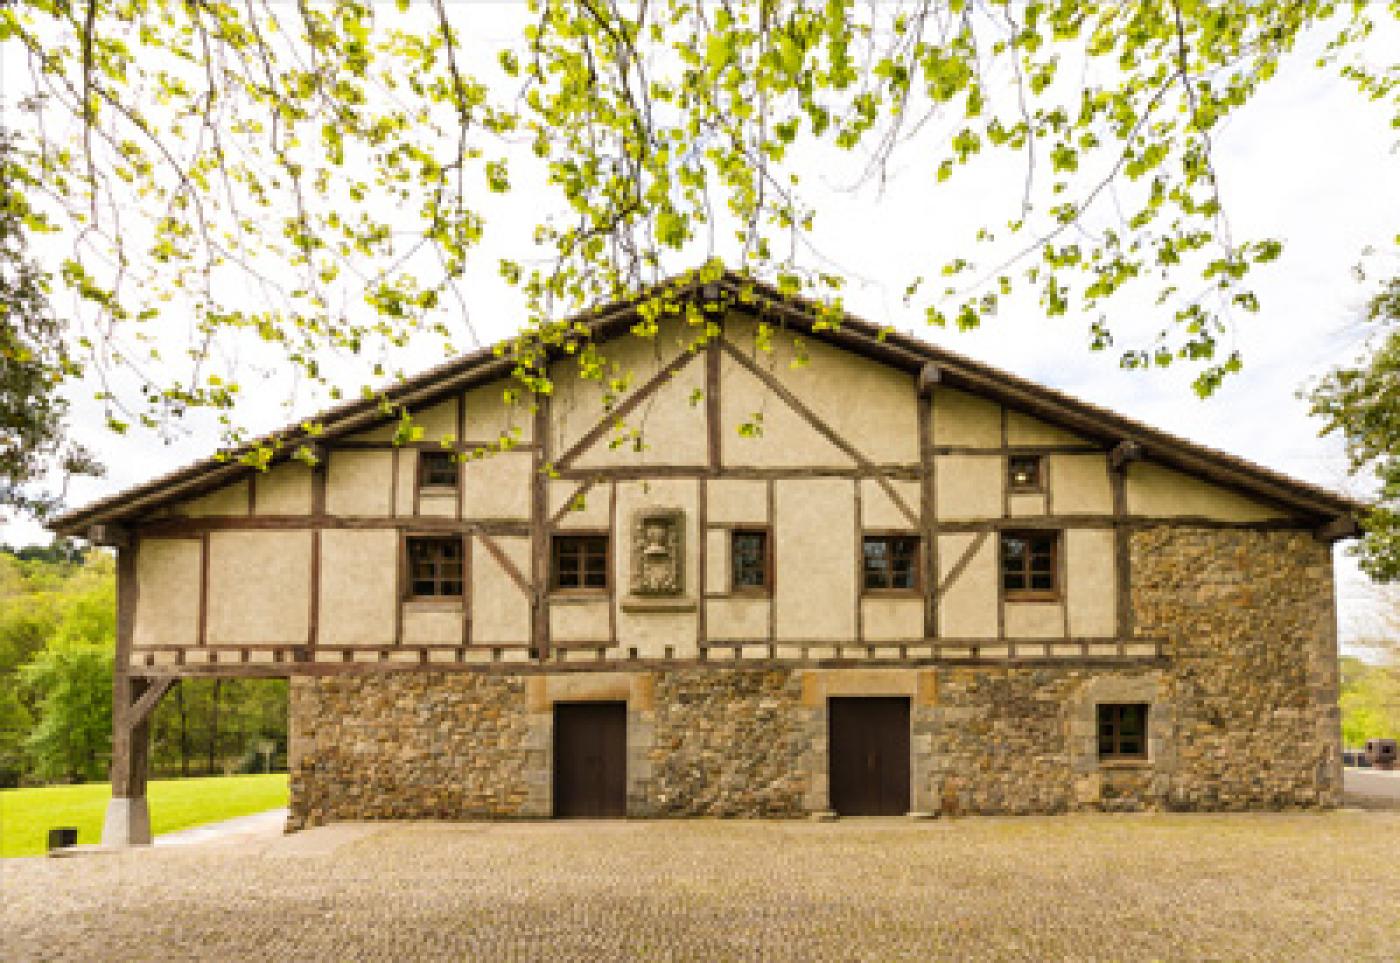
(287, 672, 534, 830)
(639, 668, 809, 817)
(1132, 527, 1343, 809)
(284, 528, 1341, 825)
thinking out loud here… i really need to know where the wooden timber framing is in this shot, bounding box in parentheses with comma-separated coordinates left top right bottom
(110, 545, 144, 798)
(719, 338, 921, 527)
(531, 390, 551, 660)
(57, 269, 1362, 704)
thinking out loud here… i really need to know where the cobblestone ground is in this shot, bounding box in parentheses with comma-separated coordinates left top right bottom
(5, 812, 1398, 960)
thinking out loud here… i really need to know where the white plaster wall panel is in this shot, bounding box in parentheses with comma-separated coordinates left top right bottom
(720, 349, 856, 469)
(1006, 410, 1087, 447)
(317, 529, 397, 646)
(1008, 493, 1047, 517)
(460, 451, 533, 519)
(1048, 453, 1113, 515)
(931, 387, 1002, 448)
(548, 479, 611, 530)
(1066, 528, 1117, 637)
(464, 379, 532, 444)
(344, 422, 395, 442)
(861, 597, 923, 641)
(402, 605, 462, 645)
(133, 538, 201, 646)
(621, 611, 696, 659)
(705, 528, 729, 592)
(326, 450, 393, 517)
(934, 455, 1004, 520)
(253, 463, 312, 516)
(859, 478, 921, 529)
(181, 479, 250, 517)
(418, 490, 457, 519)
(1004, 602, 1065, 639)
(775, 479, 856, 640)
(724, 318, 920, 464)
(571, 353, 709, 469)
(707, 479, 768, 525)
(1126, 462, 1287, 521)
(551, 320, 707, 466)
(471, 535, 532, 643)
(937, 532, 997, 638)
(410, 397, 460, 442)
(393, 452, 416, 517)
(550, 600, 611, 643)
(707, 597, 770, 641)
(206, 530, 311, 644)
(614, 478, 700, 653)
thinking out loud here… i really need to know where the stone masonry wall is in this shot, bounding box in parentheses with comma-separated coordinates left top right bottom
(287, 672, 534, 830)
(1132, 526, 1343, 809)
(286, 528, 1341, 826)
(639, 668, 809, 817)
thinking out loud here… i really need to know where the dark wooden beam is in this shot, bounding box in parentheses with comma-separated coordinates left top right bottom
(1109, 440, 1145, 472)
(127, 677, 175, 728)
(917, 362, 942, 398)
(1315, 514, 1361, 542)
(87, 523, 130, 548)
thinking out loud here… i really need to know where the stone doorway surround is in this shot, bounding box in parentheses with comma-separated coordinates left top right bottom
(797, 668, 938, 815)
(524, 672, 657, 818)
(1064, 671, 1175, 809)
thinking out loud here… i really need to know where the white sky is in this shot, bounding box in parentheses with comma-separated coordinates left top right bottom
(3, 7, 1397, 648)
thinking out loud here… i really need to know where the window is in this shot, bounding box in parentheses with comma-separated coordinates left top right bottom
(862, 535, 920, 591)
(419, 451, 459, 490)
(1098, 703, 1149, 760)
(1007, 455, 1043, 493)
(731, 529, 769, 592)
(1001, 531, 1058, 599)
(552, 534, 609, 591)
(407, 536, 464, 598)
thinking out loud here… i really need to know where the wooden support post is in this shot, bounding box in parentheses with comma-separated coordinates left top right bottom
(104, 544, 157, 846)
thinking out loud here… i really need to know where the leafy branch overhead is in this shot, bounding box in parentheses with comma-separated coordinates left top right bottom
(1, 1, 1397, 487)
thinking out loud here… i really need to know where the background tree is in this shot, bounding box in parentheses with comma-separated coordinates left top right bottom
(1311, 276, 1400, 582)
(0, 0, 1394, 501)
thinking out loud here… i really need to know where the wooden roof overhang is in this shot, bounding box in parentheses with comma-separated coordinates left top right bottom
(49, 270, 1364, 539)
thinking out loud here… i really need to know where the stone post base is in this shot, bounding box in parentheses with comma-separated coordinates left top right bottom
(101, 796, 152, 846)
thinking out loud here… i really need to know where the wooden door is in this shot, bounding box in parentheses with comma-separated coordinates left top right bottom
(828, 697, 910, 816)
(553, 701, 627, 818)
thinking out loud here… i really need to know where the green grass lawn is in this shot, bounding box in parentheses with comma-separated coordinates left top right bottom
(0, 773, 288, 857)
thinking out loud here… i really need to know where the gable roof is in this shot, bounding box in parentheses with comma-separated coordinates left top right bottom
(48, 270, 1362, 536)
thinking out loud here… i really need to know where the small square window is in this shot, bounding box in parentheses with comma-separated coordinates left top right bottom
(1097, 703, 1149, 760)
(552, 535, 609, 591)
(731, 529, 769, 592)
(407, 536, 464, 598)
(419, 451, 459, 490)
(1001, 531, 1058, 599)
(863, 535, 920, 591)
(1008, 455, 1042, 493)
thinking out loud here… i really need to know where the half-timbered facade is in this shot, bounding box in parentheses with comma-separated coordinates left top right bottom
(52, 272, 1358, 840)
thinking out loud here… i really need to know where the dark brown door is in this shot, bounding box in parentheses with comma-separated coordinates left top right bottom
(553, 701, 627, 818)
(828, 697, 910, 816)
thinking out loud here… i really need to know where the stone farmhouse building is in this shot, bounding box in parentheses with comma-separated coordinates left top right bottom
(51, 272, 1360, 842)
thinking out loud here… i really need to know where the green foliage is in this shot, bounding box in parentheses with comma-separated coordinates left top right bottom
(0, 0, 1395, 495)
(0, 550, 288, 787)
(1340, 655, 1400, 746)
(1310, 277, 1400, 580)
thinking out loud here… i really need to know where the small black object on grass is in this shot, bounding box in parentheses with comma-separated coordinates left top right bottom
(47, 827, 79, 852)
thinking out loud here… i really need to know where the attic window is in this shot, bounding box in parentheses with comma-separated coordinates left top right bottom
(419, 451, 459, 490)
(1007, 455, 1043, 493)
